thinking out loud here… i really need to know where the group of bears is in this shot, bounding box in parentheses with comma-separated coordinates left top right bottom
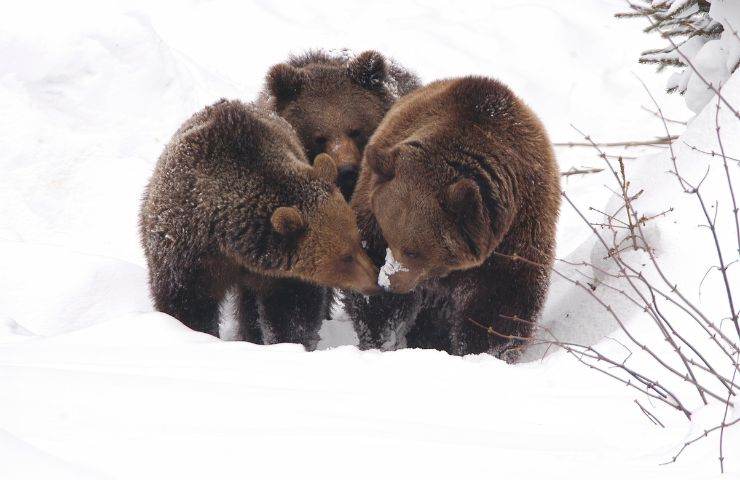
(139, 49, 560, 361)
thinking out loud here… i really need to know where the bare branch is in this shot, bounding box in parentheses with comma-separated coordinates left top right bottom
(641, 105, 688, 126)
(683, 141, 740, 165)
(635, 399, 666, 428)
(661, 416, 740, 466)
(553, 135, 678, 148)
(719, 352, 739, 473)
(561, 167, 605, 177)
(714, 93, 740, 258)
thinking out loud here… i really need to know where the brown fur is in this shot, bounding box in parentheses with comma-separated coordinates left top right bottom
(262, 49, 421, 199)
(344, 77, 560, 360)
(140, 99, 379, 349)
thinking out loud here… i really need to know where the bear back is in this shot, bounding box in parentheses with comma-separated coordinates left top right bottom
(140, 99, 337, 273)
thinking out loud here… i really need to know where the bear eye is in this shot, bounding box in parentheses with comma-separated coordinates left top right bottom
(348, 129, 362, 140)
(314, 136, 327, 147)
(403, 249, 420, 260)
(341, 254, 354, 264)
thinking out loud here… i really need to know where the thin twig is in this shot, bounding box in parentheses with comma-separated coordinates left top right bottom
(554, 135, 678, 148)
(715, 93, 740, 258)
(683, 141, 740, 165)
(720, 351, 739, 473)
(661, 416, 740, 466)
(561, 167, 605, 177)
(635, 399, 665, 428)
(641, 105, 687, 126)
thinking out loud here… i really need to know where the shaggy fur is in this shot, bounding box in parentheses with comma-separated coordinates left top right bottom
(261, 49, 421, 199)
(140, 99, 379, 349)
(344, 77, 560, 360)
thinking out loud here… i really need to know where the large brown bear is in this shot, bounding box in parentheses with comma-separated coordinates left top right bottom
(344, 77, 560, 360)
(140, 99, 379, 350)
(262, 49, 421, 199)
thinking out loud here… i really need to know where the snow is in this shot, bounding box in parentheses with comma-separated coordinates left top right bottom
(377, 248, 408, 290)
(0, 316, 704, 479)
(1, 0, 739, 478)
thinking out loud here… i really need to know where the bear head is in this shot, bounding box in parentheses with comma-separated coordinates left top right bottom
(270, 154, 381, 295)
(365, 143, 495, 294)
(266, 51, 393, 200)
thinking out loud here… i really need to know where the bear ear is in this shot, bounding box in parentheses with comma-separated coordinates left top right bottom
(267, 63, 305, 102)
(271, 206, 306, 237)
(365, 145, 395, 181)
(347, 50, 387, 91)
(311, 153, 338, 183)
(444, 179, 482, 216)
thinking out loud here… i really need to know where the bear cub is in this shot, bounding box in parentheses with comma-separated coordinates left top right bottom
(345, 77, 560, 361)
(140, 99, 379, 350)
(263, 49, 420, 199)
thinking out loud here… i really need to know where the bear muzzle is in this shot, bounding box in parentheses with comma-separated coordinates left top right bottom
(328, 138, 361, 199)
(384, 268, 424, 294)
(354, 253, 382, 295)
(337, 164, 359, 200)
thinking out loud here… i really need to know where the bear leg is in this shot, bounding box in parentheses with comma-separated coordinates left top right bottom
(235, 286, 263, 344)
(150, 269, 223, 337)
(453, 291, 535, 361)
(257, 279, 329, 351)
(450, 318, 496, 356)
(405, 303, 454, 353)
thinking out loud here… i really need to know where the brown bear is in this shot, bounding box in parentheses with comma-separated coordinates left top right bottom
(140, 99, 380, 350)
(262, 49, 421, 200)
(344, 76, 560, 360)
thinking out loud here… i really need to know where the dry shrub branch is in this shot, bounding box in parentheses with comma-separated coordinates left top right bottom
(471, 56, 740, 474)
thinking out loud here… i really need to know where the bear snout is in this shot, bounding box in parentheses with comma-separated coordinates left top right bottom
(337, 165, 359, 200)
(384, 269, 420, 294)
(359, 283, 383, 296)
(353, 251, 382, 295)
(327, 136, 361, 164)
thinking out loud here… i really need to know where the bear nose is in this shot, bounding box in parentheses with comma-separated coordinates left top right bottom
(337, 165, 359, 200)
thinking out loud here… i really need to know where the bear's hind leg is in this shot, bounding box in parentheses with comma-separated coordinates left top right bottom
(150, 268, 223, 337)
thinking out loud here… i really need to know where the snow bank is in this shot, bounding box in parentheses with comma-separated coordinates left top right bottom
(1, 428, 105, 480)
(0, 3, 239, 263)
(0, 241, 151, 337)
(529, 70, 740, 366)
(0, 314, 725, 479)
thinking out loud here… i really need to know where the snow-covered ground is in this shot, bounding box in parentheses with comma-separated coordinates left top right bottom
(1, 1, 739, 478)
